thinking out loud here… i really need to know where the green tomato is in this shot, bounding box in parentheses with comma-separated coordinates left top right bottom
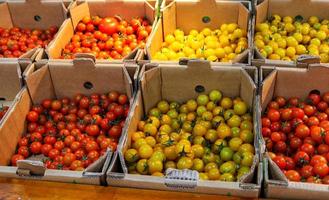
(157, 100, 170, 113)
(209, 90, 222, 103)
(220, 147, 234, 161)
(241, 151, 254, 167)
(237, 166, 251, 180)
(214, 154, 223, 166)
(238, 144, 255, 154)
(202, 152, 216, 164)
(197, 106, 207, 116)
(167, 109, 178, 119)
(219, 173, 236, 182)
(170, 101, 180, 110)
(240, 120, 253, 131)
(240, 129, 254, 143)
(179, 104, 188, 113)
(197, 94, 209, 106)
(149, 108, 161, 118)
(224, 109, 235, 120)
(178, 113, 187, 123)
(233, 152, 242, 164)
(234, 101, 248, 115)
(212, 116, 224, 129)
(231, 127, 241, 138)
(219, 161, 236, 174)
(212, 139, 227, 154)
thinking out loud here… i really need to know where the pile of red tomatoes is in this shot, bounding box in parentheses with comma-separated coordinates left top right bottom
(11, 92, 129, 171)
(61, 16, 152, 59)
(262, 91, 329, 184)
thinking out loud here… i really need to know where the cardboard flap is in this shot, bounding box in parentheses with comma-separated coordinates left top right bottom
(26, 64, 56, 104)
(238, 2, 249, 31)
(7, 0, 66, 29)
(73, 57, 96, 70)
(256, 0, 268, 24)
(0, 61, 22, 100)
(74, 53, 97, 62)
(162, 0, 176, 37)
(0, 3, 13, 29)
(185, 59, 211, 72)
(297, 55, 321, 66)
(141, 66, 161, 113)
(261, 67, 276, 110)
(69, 1, 90, 28)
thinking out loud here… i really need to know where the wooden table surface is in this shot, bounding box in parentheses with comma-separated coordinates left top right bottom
(0, 178, 264, 200)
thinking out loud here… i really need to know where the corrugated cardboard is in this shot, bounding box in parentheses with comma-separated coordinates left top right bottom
(106, 60, 262, 197)
(260, 64, 329, 199)
(47, 0, 159, 63)
(145, 0, 252, 65)
(253, 0, 329, 67)
(0, 58, 134, 185)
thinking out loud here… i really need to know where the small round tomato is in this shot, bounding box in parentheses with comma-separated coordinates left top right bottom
(300, 143, 315, 156)
(48, 149, 60, 160)
(11, 154, 24, 166)
(289, 137, 302, 149)
(86, 124, 100, 136)
(18, 146, 29, 158)
(310, 155, 327, 166)
(267, 109, 280, 122)
(273, 156, 286, 170)
(30, 141, 42, 154)
(300, 165, 313, 179)
(63, 153, 76, 167)
(281, 108, 292, 121)
(85, 140, 99, 152)
(285, 170, 301, 182)
(295, 124, 310, 139)
(26, 111, 39, 122)
(108, 125, 122, 138)
(41, 144, 53, 156)
(87, 150, 100, 162)
(292, 108, 305, 119)
(313, 163, 329, 177)
(294, 151, 310, 167)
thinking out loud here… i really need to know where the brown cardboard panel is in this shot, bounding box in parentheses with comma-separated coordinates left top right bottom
(0, 3, 13, 29)
(141, 66, 162, 113)
(25, 64, 56, 105)
(261, 68, 277, 109)
(7, 0, 65, 29)
(238, 2, 249, 32)
(49, 60, 129, 99)
(256, 0, 268, 24)
(70, 1, 90, 28)
(268, 0, 329, 21)
(47, 19, 74, 59)
(0, 89, 31, 165)
(175, 1, 246, 34)
(147, 19, 163, 59)
(162, 0, 176, 37)
(0, 61, 22, 100)
(274, 65, 329, 99)
(240, 69, 256, 109)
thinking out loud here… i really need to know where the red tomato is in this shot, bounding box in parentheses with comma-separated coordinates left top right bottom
(63, 153, 76, 167)
(300, 143, 315, 156)
(18, 146, 29, 158)
(26, 111, 39, 122)
(85, 140, 99, 152)
(285, 170, 301, 182)
(41, 144, 53, 156)
(11, 154, 24, 166)
(308, 93, 321, 105)
(295, 124, 310, 139)
(310, 155, 327, 166)
(294, 151, 310, 166)
(292, 108, 305, 119)
(300, 165, 313, 179)
(273, 156, 286, 169)
(87, 150, 100, 162)
(108, 125, 122, 138)
(30, 141, 42, 154)
(99, 18, 118, 35)
(48, 149, 60, 160)
(86, 124, 100, 136)
(313, 163, 329, 177)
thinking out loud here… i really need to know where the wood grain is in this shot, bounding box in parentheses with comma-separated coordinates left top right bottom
(0, 178, 260, 200)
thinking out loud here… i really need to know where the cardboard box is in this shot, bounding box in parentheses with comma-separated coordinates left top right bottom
(0, 57, 134, 185)
(253, 0, 329, 67)
(260, 64, 329, 199)
(106, 60, 262, 197)
(145, 0, 252, 65)
(47, 0, 159, 63)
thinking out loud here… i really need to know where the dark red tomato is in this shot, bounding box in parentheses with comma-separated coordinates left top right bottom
(106, 112, 116, 121)
(308, 93, 321, 105)
(318, 144, 329, 154)
(310, 126, 325, 144)
(322, 92, 329, 103)
(89, 105, 101, 115)
(295, 124, 310, 139)
(59, 129, 70, 137)
(26, 111, 39, 122)
(274, 141, 287, 153)
(281, 122, 291, 133)
(70, 141, 81, 152)
(41, 144, 53, 156)
(310, 155, 327, 166)
(31, 105, 43, 114)
(268, 101, 279, 110)
(270, 132, 281, 142)
(113, 105, 124, 117)
(294, 151, 310, 166)
(30, 141, 42, 154)
(322, 176, 329, 184)
(265, 137, 273, 151)
(304, 137, 316, 146)
(270, 122, 281, 132)
(290, 118, 303, 129)
(320, 120, 329, 131)
(313, 163, 329, 177)
(27, 122, 38, 132)
(44, 135, 56, 145)
(307, 116, 320, 126)
(18, 146, 29, 158)
(288, 97, 299, 107)
(275, 96, 286, 107)
(262, 127, 271, 137)
(79, 97, 90, 109)
(317, 101, 328, 112)
(42, 99, 52, 109)
(304, 105, 316, 116)
(262, 117, 271, 127)
(11, 154, 24, 166)
(74, 149, 85, 160)
(108, 125, 122, 138)
(285, 170, 301, 182)
(273, 156, 287, 169)
(48, 149, 60, 160)
(18, 137, 29, 147)
(118, 94, 128, 105)
(300, 165, 313, 178)
(290, 137, 302, 149)
(30, 132, 42, 142)
(292, 108, 305, 119)
(284, 157, 295, 170)
(300, 143, 315, 156)
(77, 109, 88, 119)
(267, 109, 280, 122)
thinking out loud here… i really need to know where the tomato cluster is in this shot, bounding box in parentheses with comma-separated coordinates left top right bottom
(61, 16, 152, 59)
(0, 106, 9, 121)
(0, 26, 58, 58)
(262, 91, 329, 184)
(11, 92, 129, 171)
